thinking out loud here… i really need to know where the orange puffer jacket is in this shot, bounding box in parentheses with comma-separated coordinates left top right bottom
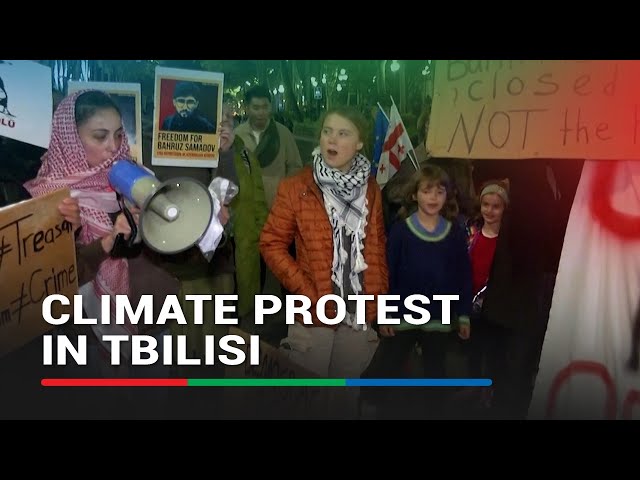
(260, 166, 388, 327)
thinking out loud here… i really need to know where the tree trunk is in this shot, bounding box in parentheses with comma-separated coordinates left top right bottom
(305, 60, 312, 112)
(256, 60, 267, 86)
(280, 60, 302, 121)
(399, 64, 406, 113)
(379, 60, 387, 98)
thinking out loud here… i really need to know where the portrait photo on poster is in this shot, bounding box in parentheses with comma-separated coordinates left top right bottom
(152, 66, 223, 168)
(67, 81, 143, 163)
(0, 60, 53, 149)
(109, 93, 137, 144)
(159, 79, 218, 134)
(0, 75, 14, 117)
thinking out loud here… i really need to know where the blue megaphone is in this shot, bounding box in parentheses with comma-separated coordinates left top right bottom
(108, 160, 213, 254)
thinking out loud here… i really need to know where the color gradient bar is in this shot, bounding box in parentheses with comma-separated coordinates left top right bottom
(347, 378, 492, 387)
(188, 378, 344, 387)
(42, 378, 492, 387)
(41, 378, 187, 387)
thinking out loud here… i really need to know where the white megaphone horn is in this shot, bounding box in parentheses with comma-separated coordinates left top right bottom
(108, 160, 213, 255)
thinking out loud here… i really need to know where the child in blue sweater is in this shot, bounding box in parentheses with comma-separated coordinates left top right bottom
(363, 164, 472, 418)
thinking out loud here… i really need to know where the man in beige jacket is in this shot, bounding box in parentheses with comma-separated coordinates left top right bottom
(234, 85, 302, 208)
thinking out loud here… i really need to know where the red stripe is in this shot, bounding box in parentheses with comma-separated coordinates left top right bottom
(389, 152, 401, 171)
(383, 123, 406, 171)
(589, 162, 640, 240)
(545, 361, 616, 419)
(383, 123, 405, 152)
(41, 378, 188, 387)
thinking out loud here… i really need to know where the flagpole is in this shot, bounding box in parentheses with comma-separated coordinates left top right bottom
(376, 102, 390, 123)
(390, 96, 420, 171)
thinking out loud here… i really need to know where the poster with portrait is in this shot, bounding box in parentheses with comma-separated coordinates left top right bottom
(68, 81, 143, 163)
(152, 66, 223, 168)
(0, 60, 52, 149)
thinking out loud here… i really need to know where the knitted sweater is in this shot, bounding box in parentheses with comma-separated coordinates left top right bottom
(386, 214, 472, 332)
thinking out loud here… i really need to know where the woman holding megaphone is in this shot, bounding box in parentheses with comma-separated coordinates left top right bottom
(24, 91, 180, 402)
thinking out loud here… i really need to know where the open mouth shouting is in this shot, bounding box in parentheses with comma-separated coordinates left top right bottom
(326, 148, 338, 158)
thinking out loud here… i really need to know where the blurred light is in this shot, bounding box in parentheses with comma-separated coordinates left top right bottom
(337, 84, 342, 91)
(390, 60, 400, 72)
(321, 77, 327, 84)
(245, 81, 251, 86)
(311, 76, 316, 82)
(278, 85, 285, 93)
(340, 68, 346, 75)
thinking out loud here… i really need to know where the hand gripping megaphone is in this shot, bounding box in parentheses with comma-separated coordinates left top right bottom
(108, 160, 213, 255)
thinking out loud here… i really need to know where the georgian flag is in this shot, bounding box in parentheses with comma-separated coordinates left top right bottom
(376, 103, 415, 188)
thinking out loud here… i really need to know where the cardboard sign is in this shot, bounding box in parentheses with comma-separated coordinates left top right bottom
(152, 66, 223, 168)
(224, 327, 329, 419)
(428, 60, 640, 160)
(0, 189, 77, 357)
(0, 60, 52, 148)
(68, 81, 143, 164)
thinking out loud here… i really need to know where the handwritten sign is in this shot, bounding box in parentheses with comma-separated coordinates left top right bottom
(427, 60, 640, 160)
(0, 189, 77, 357)
(224, 327, 329, 419)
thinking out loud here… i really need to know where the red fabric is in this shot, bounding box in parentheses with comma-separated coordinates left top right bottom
(470, 231, 498, 295)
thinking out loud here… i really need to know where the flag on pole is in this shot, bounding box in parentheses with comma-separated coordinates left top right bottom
(371, 106, 389, 176)
(529, 160, 640, 420)
(376, 102, 416, 188)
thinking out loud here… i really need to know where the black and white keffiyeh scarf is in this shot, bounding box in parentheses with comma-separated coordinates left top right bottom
(312, 147, 371, 303)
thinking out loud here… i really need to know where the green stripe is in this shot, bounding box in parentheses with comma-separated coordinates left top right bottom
(406, 217, 451, 242)
(187, 378, 346, 387)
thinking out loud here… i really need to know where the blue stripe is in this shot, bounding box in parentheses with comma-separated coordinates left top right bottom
(346, 378, 492, 387)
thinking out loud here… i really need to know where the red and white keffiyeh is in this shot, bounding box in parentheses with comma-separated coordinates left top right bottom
(24, 90, 138, 340)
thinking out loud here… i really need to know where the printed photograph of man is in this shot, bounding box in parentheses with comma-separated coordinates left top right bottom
(160, 80, 217, 134)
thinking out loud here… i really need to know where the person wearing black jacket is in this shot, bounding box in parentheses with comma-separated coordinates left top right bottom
(471, 158, 583, 418)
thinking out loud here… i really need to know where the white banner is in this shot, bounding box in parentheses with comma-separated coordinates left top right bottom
(0, 60, 52, 148)
(529, 159, 640, 419)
